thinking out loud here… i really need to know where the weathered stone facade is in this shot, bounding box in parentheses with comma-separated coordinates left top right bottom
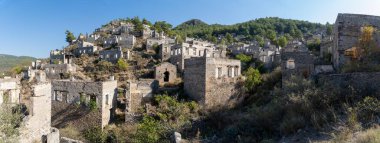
(125, 79, 158, 115)
(281, 51, 314, 81)
(99, 47, 124, 63)
(170, 40, 226, 71)
(74, 41, 99, 57)
(43, 64, 77, 79)
(19, 81, 56, 143)
(333, 13, 380, 71)
(50, 50, 74, 64)
(146, 37, 175, 52)
(154, 62, 177, 86)
(184, 56, 241, 107)
(51, 79, 117, 129)
(0, 77, 20, 105)
(159, 43, 171, 61)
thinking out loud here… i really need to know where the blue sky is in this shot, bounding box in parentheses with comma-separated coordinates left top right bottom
(0, 0, 379, 58)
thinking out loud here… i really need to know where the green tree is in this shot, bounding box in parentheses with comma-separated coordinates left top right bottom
(236, 54, 252, 63)
(326, 22, 333, 36)
(295, 29, 303, 39)
(266, 30, 277, 42)
(225, 33, 234, 44)
(244, 67, 262, 91)
(142, 18, 152, 27)
(65, 30, 76, 43)
(254, 35, 265, 47)
(116, 59, 128, 71)
(278, 36, 288, 48)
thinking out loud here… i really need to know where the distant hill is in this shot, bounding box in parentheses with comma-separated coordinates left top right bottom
(174, 19, 209, 30)
(174, 17, 330, 42)
(0, 54, 36, 72)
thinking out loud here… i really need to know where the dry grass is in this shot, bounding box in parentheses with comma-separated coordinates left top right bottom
(59, 124, 85, 141)
(353, 126, 380, 143)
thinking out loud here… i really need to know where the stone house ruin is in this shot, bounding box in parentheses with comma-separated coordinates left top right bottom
(74, 41, 100, 57)
(333, 13, 380, 71)
(154, 62, 177, 86)
(125, 79, 158, 120)
(281, 51, 315, 81)
(146, 37, 175, 52)
(170, 39, 226, 72)
(99, 47, 124, 63)
(103, 35, 136, 49)
(51, 79, 117, 129)
(229, 43, 257, 55)
(159, 43, 172, 61)
(86, 34, 101, 43)
(0, 77, 20, 105)
(184, 54, 241, 107)
(43, 64, 77, 79)
(20, 77, 59, 143)
(50, 50, 74, 64)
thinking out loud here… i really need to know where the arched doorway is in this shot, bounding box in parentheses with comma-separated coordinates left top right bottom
(163, 71, 170, 82)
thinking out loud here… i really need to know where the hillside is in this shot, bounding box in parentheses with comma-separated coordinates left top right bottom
(174, 17, 332, 43)
(0, 54, 36, 72)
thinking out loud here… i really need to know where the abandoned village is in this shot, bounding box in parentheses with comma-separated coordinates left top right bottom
(1, 13, 380, 143)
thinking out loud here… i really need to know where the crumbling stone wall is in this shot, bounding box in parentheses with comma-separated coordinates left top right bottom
(51, 80, 117, 129)
(154, 62, 177, 86)
(125, 79, 158, 115)
(333, 13, 380, 71)
(0, 77, 20, 105)
(99, 47, 124, 63)
(159, 44, 171, 61)
(318, 72, 380, 96)
(281, 51, 314, 81)
(20, 82, 52, 143)
(184, 57, 242, 107)
(43, 64, 77, 79)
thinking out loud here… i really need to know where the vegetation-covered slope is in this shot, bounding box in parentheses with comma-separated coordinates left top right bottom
(0, 54, 36, 72)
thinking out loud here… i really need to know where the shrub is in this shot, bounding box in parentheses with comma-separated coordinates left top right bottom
(0, 104, 24, 142)
(89, 100, 97, 110)
(244, 67, 262, 92)
(83, 126, 107, 143)
(133, 116, 163, 143)
(356, 96, 380, 123)
(116, 59, 128, 71)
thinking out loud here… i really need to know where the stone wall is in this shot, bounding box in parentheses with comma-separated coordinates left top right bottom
(281, 51, 314, 81)
(333, 13, 380, 71)
(51, 80, 117, 129)
(318, 72, 380, 96)
(99, 47, 124, 63)
(43, 64, 77, 79)
(154, 62, 177, 86)
(184, 58, 206, 103)
(73, 46, 98, 57)
(20, 82, 52, 143)
(184, 57, 242, 107)
(0, 77, 20, 105)
(125, 79, 158, 115)
(159, 44, 171, 62)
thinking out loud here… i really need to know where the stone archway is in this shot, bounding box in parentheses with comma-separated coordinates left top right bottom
(164, 71, 170, 82)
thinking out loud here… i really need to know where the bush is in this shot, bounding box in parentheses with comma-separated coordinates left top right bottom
(116, 59, 128, 71)
(244, 67, 262, 92)
(133, 116, 163, 143)
(89, 100, 97, 110)
(356, 96, 380, 123)
(0, 104, 24, 142)
(83, 126, 107, 143)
